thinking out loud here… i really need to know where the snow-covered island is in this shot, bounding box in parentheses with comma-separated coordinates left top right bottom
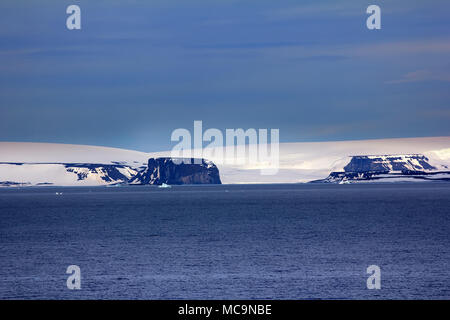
(0, 141, 222, 187)
(0, 158, 221, 187)
(311, 154, 450, 183)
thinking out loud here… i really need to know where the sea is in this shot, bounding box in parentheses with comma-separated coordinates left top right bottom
(0, 183, 449, 299)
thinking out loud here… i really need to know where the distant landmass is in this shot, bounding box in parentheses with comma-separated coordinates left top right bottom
(1, 138, 450, 185)
(0, 158, 221, 187)
(312, 154, 450, 183)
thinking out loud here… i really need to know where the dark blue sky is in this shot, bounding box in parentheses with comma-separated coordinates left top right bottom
(1, 0, 449, 152)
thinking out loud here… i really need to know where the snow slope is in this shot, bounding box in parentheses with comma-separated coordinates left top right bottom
(0, 142, 149, 167)
(0, 143, 149, 186)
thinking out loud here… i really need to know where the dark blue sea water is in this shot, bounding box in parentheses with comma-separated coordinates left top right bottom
(0, 183, 449, 299)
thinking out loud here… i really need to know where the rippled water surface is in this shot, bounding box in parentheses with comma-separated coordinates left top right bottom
(0, 183, 449, 299)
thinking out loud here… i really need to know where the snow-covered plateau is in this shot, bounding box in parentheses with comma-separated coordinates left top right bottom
(311, 154, 450, 183)
(1, 137, 450, 186)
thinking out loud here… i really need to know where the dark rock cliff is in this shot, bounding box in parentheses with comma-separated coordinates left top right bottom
(343, 155, 436, 173)
(131, 158, 222, 185)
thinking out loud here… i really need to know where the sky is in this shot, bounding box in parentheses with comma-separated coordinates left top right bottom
(0, 0, 449, 152)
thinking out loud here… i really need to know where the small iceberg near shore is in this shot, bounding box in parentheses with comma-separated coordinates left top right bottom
(158, 183, 172, 189)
